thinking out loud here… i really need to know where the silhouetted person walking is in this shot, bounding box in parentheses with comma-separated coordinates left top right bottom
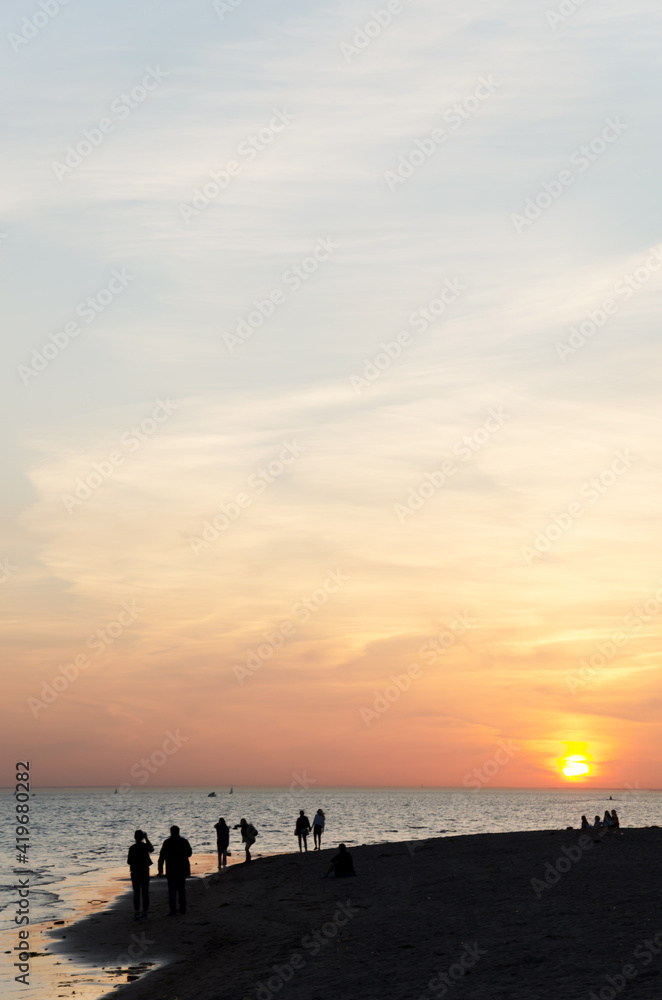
(312, 809, 325, 849)
(214, 817, 230, 868)
(158, 825, 192, 915)
(295, 810, 311, 852)
(127, 829, 153, 920)
(233, 818, 257, 863)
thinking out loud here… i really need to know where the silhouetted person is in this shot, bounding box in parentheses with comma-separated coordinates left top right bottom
(603, 810, 614, 828)
(127, 829, 153, 920)
(295, 810, 311, 852)
(233, 818, 257, 863)
(214, 817, 230, 868)
(158, 825, 192, 915)
(593, 815, 602, 829)
(323, 843, 356, 878)
(580, 815, 590, 831)
(611, 809, 620, 828)
(312, 809, 325, 850)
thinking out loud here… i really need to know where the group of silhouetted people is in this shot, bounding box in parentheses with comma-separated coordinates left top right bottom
(126, 807, 352, 920)
(580, 809, 620, 832)
(294, 809, 325, 851)
(127, 826, 192, 920)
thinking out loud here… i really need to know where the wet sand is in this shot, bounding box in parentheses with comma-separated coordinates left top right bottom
(24, 853, 235, 999)
(43, 828, 662, 1000)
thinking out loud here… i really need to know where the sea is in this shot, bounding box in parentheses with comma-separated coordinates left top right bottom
(1, 785, 660, 998)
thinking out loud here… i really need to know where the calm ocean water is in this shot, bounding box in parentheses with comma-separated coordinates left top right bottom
(1, 785, 660, 935)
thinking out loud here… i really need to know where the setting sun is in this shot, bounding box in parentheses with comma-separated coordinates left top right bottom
(556, 741, 594, 781)
(561, 755, 591, 779)
(555, 741, 594, 781)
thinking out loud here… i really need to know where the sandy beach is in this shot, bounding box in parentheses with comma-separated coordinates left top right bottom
(40, 828, 662, 1000)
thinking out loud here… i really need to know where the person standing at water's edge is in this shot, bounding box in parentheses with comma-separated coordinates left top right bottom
(214, 817, 230, 868)
(234, 817, 258, 863)
(295, 809, 312, 852)
(312, 809, 325, 850)
(158, 825, 192, 915)
(127, 829, 153, 920)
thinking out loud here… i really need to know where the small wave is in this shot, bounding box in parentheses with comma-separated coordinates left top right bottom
(0, 889, 61, 912)
(30, 890, 61, 906)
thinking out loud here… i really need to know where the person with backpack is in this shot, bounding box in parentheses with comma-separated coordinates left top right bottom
(234, 817, 258, 862)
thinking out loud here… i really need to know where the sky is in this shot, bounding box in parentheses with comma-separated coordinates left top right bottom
(2, 0, 662, 790)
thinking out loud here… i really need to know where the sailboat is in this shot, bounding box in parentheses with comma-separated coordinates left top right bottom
(229, 786, 233, 794)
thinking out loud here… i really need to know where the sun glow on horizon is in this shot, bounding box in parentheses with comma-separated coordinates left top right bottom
(561, 755, 591, 779)
(557, 743, 593, 781)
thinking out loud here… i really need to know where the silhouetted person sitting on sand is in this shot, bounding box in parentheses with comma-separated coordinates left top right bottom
(158, 825, 192, 915)
(581, 815, 590, 831)
(312, 809, 325, 850)
(611, 809, 620, 828)
(593, 815, 602, 829)
(233, 818, 258, 863)
(323, 843, 356, 878)
(127, 829, 153, 921)
(295, 810, 311, 852)
(603, 810, 614, 828)
(214, 817, 230, 868)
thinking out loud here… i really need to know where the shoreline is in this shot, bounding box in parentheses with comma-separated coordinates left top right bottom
(17, 852, 241, 1000)
(38, 826, 662, 1000)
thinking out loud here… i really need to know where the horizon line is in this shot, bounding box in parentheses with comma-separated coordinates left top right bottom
(2, 783, 657, 792)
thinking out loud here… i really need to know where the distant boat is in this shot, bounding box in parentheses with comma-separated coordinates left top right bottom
(207, 791, 217, 797)
(229, 786, 233, 794)
(114, 788, 118, 794)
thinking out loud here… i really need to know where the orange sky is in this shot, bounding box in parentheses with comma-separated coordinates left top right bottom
(4, 386, 662, 789)
(3, 2, 662, 790)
